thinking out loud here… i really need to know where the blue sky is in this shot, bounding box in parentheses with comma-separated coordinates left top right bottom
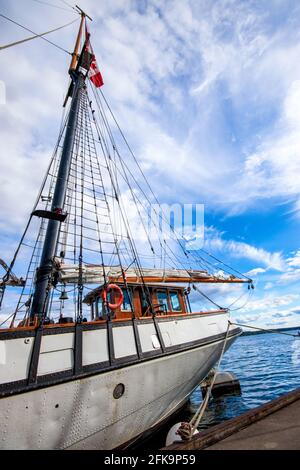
(1, 0, 300, 328)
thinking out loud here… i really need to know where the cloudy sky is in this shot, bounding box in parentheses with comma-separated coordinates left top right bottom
(1, 0, 300, 328)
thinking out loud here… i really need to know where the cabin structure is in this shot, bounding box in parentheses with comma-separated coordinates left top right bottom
(83, 283, 191, 321)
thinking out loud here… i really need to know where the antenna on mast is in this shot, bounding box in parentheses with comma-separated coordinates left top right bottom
(69, 5, 92, 73)
(63, 4, 92, 106)
(75, 5, 93, 21)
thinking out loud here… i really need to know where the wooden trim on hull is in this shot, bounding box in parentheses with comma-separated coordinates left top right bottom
(0, 327, 242, 399)
(0, 310, 226, 339)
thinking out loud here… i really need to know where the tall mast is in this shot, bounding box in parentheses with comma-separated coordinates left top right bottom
(30, 12, 89, 320)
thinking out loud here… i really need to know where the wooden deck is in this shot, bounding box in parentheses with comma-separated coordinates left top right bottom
(162, 387, 300, 450)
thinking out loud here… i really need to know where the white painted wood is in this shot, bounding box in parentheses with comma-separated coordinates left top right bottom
(162, 331, 172, 347)
(0, 333, 238, 449)
(38, 349, 74, 375)
(82, 329, 108, 366)
(113, 326, 137, 358)
(158, 313, 228, 347)
(151, 334, 160, 349)
(0, 312, 240, 449)
(37, 333, 74, 376)
(0, 337, 34, 384)
(138, 322, 157, 352)
(0, 340, 5, 364)
(40, 333, 74, 353)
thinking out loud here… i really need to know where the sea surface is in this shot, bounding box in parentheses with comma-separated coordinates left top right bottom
(135, 329, 300, 450)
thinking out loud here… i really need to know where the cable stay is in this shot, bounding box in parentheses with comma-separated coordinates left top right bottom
(0, 16, 253, 327)
(31, 0, 75, 13)
(0, 13, 77, 54)
(0, 10, 263, 456)
(0, 17, 79, 51)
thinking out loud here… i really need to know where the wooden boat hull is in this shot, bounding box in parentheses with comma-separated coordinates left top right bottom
(0, 313, 241, 449)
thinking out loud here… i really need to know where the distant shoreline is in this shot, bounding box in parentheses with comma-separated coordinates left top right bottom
(242, 326, 300, 336)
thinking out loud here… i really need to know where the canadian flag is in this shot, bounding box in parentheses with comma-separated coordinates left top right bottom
(85, 25, 104, 88)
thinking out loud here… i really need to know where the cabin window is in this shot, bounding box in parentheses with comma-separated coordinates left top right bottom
(97, 296, 105, 318)
(121, 288, 132, 311)
(139, 288, 151, 315)
(96, 290, 112, 318)
(170, 291, 182, 312)
(156, 290, 169, 313)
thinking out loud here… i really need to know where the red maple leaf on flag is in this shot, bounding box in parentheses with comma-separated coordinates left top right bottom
(85, 24, 104, 88)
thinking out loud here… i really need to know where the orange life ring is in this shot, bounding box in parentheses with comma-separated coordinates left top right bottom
(102, 284, 124, 310)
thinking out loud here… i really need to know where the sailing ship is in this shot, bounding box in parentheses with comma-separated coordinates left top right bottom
(0, 8, 252, 449)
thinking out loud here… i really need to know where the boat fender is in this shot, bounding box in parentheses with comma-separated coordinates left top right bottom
(102, 284, 124, 310)
(201, 371, 241, 398)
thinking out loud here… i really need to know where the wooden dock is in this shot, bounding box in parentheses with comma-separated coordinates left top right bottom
(162, 387, 300, 450)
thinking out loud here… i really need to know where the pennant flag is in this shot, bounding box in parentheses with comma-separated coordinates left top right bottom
(85, 24, 104, 88)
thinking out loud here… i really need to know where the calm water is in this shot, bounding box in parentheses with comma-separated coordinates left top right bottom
(135, 329, 300, 450)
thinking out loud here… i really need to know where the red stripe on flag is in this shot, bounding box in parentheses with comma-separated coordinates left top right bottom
(85, 22, 104, 88)
(89, 60, 104, 88)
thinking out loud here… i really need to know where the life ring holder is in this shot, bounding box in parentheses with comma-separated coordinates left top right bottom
(102, 284, 124, 310)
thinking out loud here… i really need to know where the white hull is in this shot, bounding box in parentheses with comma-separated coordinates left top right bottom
(0, 313, 240, 449)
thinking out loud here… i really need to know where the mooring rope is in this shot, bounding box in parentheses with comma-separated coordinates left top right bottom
(175, 318, 300, 441)
(176, 321, 231, 441)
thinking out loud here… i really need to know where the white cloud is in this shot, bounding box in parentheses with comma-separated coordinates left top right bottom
(235, 314, 260, 324)
(1, 0, 300, 330)
(2, 0, 300, 230)
(287, 250, 300, 268)
(238, 79, 300, 211)
(246, 267, 267, 276)
(264, 282, 274, 290)
(205, 227, 285, 271)
(278, 251, 300, 284)
(243, 294, 299, 312)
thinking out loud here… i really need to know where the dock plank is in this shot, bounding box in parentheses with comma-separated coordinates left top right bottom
(206, 398, 300, 450)
(162, 387, 300, 450)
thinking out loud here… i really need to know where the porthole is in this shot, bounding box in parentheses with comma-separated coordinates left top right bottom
(113, 383, 125, 399)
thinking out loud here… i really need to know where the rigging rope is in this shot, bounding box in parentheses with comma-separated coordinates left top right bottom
(0, 103, 69, 320)
(0, 65, 252, 325)
(230, 321, 300, 338)
(90, 90, 187, 313)
(0, 13, 75, 54)
(198, 248, 251, 281)
(227, 290, 253, 312)
(89, 96, 154, 315)
(192, 284, 224, 310)
(175, 319, 299, 441)
(90, 86, 196, 272)
(97, 88, 252, 282)
(59, 0, 76, 10)
(31, 0, 75, 12)
(0, 17, 78, 51)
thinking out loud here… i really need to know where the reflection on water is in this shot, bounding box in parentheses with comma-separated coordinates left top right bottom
(136, 330, 300, 450)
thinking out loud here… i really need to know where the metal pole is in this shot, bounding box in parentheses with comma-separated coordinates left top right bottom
(30, 72, 85, 320)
